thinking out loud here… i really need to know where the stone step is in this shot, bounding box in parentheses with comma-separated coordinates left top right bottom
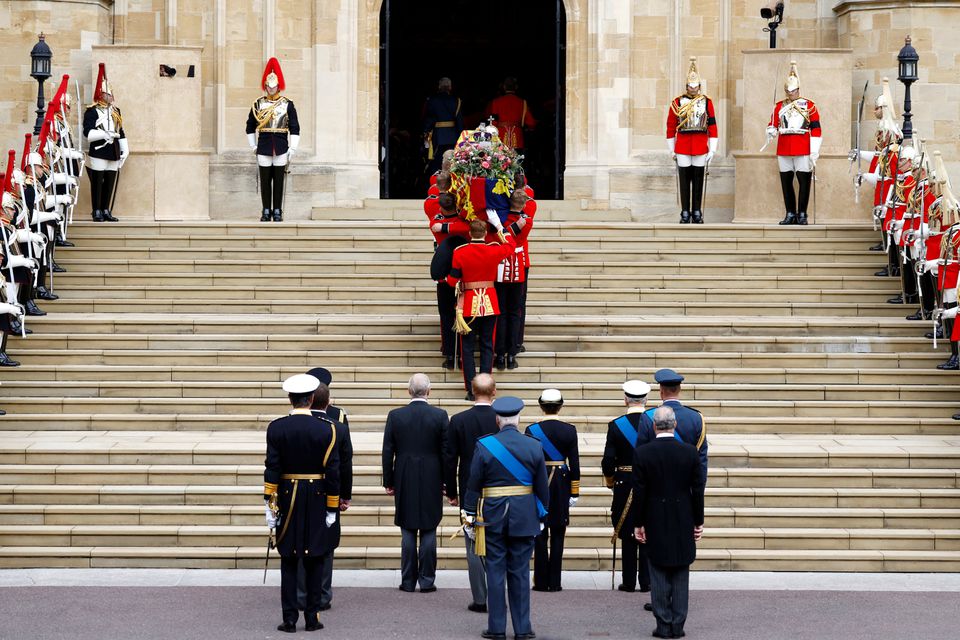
(0, 432, 956, 468)
(40, 298, 914, 318)
(3, 482, 957, 510)
(66, 220, 875, 237)
(3, 545, 956, 571)
(2, 396, 956, 420)
(11, 364, 953, 385)
(57, 246, 885, 263)
(51, 272, 901, 292)
(2, 380, 957, 403)
(14, 316, 936, 338)
(2, 465, 955, 489)
(57, 258, 887, 276)
(5, 414, 958, 436)
(9, 350, 944, 370)
(0, 522, 957, 551)
(50, 285, 902, 305)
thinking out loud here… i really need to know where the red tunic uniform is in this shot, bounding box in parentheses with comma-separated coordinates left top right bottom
(424, 196, 469, 244)
(769, 98, 821, 156)
(940, 227, 960, 292)
(447, 237, 517, 317)
(666, 95, 718, 156)
(497, 214, 534, 284)
(487, 93, 537, 150)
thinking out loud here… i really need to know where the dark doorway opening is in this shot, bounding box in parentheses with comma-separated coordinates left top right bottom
(379, 0, 565, 200)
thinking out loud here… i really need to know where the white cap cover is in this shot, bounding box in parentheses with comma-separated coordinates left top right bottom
(282, 374, 320, 394)
(539, 388, 563, 403)
(623, 380, 651, 398)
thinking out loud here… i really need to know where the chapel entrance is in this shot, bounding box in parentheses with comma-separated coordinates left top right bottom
(379, 0, 566, 199)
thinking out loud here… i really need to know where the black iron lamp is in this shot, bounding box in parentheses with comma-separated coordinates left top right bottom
(30, 33, 53, 135)
(897, 35, 919, 140)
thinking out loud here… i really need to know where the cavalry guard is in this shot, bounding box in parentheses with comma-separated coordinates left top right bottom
(765, 61, 822, 226)
(525, 388, 580, 593)
(264, 374, 341, 633)
(463, 396, 549, 640)
(247, 57, 300, 222)
(83, 63, 127, 222)
(666, 57, 718, 224)
(602, 380, 655, 594)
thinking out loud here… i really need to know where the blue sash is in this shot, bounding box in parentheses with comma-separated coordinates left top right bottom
(644, 407, 683, 443)
(527, 423, 564, 462)
(614, 415, 638, 447)
(479, 435, 548, 519)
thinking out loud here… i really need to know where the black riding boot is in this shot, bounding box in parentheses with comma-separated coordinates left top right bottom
(779, 171, 797, 224)
(259, 166, 273, 220)
(796, 170, 812, 225)
(678, 165, 692, 223)
(100, 171, 118, 221)
(0, 333, 19, 367)
(691, 165, 705, 223)
(272, 165, 285, 221)
(87, 169, 104, 221)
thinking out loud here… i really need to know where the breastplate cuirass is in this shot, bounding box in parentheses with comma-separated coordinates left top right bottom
(677, 96, 708, 133)
(778, 99, 810, 135)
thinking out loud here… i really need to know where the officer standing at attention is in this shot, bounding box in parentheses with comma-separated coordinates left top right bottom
(525, 388, 580, 593)
(601, 380, 655, 595)
(264, 374, 341, 633)
(647, 369, 708, 490)
(463, 397, 549, 640)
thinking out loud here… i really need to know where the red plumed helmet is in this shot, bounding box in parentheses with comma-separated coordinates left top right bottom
(54, 74, 70, 106)
(93, 62, 112, 103)
(261, 57, 285, 93)
(3, 150, 14, 195)
(21, 134, 32, 171)
(37, 119, 51, 159)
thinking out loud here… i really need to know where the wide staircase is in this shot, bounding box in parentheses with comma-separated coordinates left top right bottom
(1, 199, 958, 572)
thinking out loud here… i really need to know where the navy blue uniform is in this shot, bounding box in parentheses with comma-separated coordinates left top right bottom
(464, 426, 549, 637)
(640, 400, 708, 489)
(525, 418, 580, 591)
(601, 409, 654, 591)
(422, 92, 463, 173)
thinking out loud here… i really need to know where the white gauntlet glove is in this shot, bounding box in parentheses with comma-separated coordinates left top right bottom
(705, 137, 718, 164)
(568, 497, 579, 508)
(666, 137, 676, 156)
(766, 126, 778, 139)
(0, 302, 24, 318)
(247, 133, 257, 151)
(9, 255, 37, 270)
(264, 503, 277, 529)
(325, 512, 337, 528)
(119, 139, 129, 168)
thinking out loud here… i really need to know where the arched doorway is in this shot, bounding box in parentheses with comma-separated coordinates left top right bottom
(379, 0, 566, 199)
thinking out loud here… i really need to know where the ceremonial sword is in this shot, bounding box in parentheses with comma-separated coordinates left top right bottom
(853, 81, 869, 204)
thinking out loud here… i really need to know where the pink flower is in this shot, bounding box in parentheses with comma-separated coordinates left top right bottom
(481, 161, 490, 169)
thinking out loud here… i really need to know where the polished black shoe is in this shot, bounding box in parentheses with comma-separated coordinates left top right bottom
(644, 602, 654, 612)
(532, 585, 550, 592)
(102, 209, 118, 222)
(442, 356, 454, 370)
(25, 300, 46, 316)
(276, 622, 297, 633)
(869, 243, 884, 251)
(398, 585, 415, 593)
(905, 310, 926, 321)
(495, 355, 506, 371)
(936, 355, 959, 371)
(515, 634, 537, 640)
(36, 286, 58, 301)
(467, 602, 488, 613)
(797, 211, 808, 225)
(639, 584, 651, 593)
(672, 631, 686, 638)
(887, 295, 904, 304)
(420, 585, 437, 593)
(779, 212, 797, 225)
(926, 329, 943, 340)
(465, 392, 475, 402)
(273, 209, 283, 222)
(92, 209, 104, 222)
(55, 238, 74, 248)
(691, 210, 704, 224)
(52, 262, 66, 273)
(260, 208, 271, 222)
(953, 413, 960, 421)
(481, 631, 507, 640)
(679, 210, 691, 224)
(304, 614, 323, 632)
(0, 353, 20, 367)
(0, 409, 5, 416)
(507, 355, 519, 370)
(652, 629, 671, 638)
(891, 266, 901, 277)
(9, 320, 29, 335)
(617, 584, 636, 593)
(518, 344, 526, 353)
(875, 267, 889, 277)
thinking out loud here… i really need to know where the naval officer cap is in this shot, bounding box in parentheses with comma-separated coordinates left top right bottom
(492, 396, 525, 418)
(306, 367, 332, 386)
(654, 369, 685, 385)
(283, 373, 320, 394)
(539, 388, 563, 403)
(623, 379, 651, 398)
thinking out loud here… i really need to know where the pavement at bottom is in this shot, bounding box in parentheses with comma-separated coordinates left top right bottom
(0, 585, 957, 640)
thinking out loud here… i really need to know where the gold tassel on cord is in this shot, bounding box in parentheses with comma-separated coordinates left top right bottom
(475, 498, 486, 557)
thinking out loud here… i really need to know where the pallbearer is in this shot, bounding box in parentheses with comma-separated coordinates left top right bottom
(83, 63, 127, 222)
(264, 374, 340, 633)
(766, 61, 822, 226)
(247, 58, 300, 222)
(525, 388, 580, 593)
(666, 57, 718, 224)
